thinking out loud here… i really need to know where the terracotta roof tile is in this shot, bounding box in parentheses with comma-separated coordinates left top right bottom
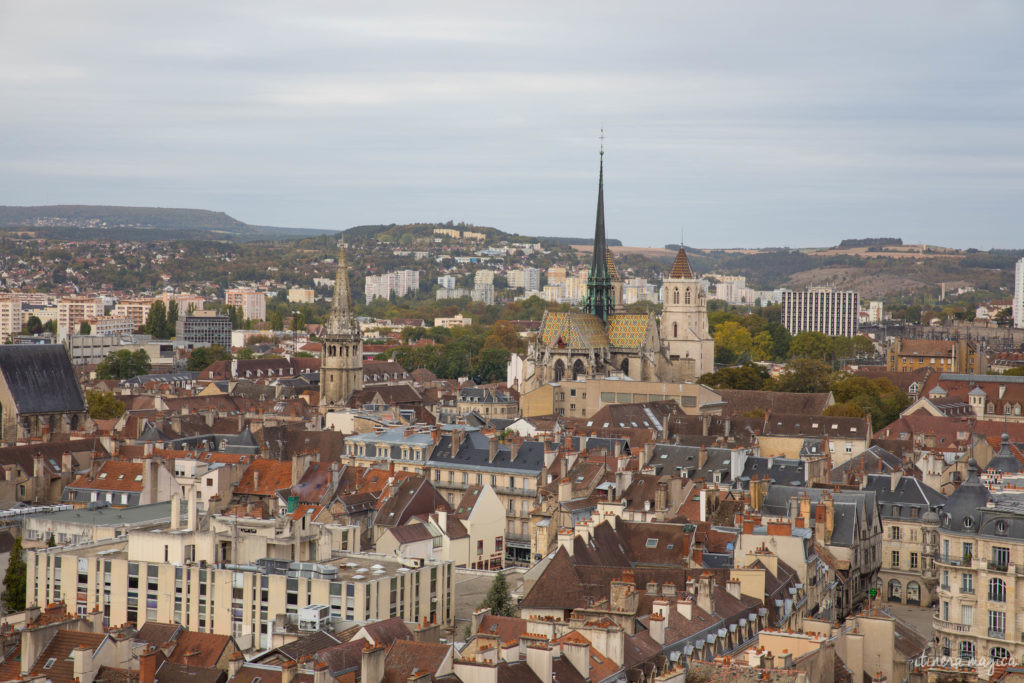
(235, 458, 293, 496)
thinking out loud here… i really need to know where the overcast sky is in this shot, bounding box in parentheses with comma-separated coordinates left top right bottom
(2, 1, 1023, 248)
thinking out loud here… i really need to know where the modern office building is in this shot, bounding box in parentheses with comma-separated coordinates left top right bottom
(177, 311, 232, 349)
(780, 287, 860, 337)
(225, 288, 267, 322)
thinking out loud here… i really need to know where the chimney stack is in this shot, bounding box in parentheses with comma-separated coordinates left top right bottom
(170, 494, 181, 531)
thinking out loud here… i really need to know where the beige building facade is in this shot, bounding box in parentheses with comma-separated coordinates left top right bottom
(520, 376, 722, 420)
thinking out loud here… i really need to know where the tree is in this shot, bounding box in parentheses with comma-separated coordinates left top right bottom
(96, 349, 152, 380)
(479, 571, 515, 617)
(1003, 367, 1024, 377)
(79, 321, 92, 335)
(714, 321, 753, 365)
(698, 364, 771, 391)
(474, 347, 510, 383)
(188, 344, 232, 371)
(829, 375, 910, 428)
(775, 358, 833, 393)
(483, 320, 525, 355)
(2, 536, 26, 613)
(789, 332, 830, 360)
(167, 301, 179, 335)
(46, 534, 55, 548)
(23, 315, 43, 335)
(235, 347, 254, 360)
(43, 320, 57, 335)
(86, 390, 126, 420)
(144, 301, 170, 338)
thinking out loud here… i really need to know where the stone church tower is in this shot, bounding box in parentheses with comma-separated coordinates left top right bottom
(320, 242, 362, 410)
(659, 246, 714, 379)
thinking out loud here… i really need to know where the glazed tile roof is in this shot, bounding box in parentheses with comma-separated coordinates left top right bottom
(668, 247, 694, 279)
(606, 314, 651, 349)
(538, 311, 609, 350)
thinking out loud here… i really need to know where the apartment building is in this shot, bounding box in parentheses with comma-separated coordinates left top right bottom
(26, 500, 451, 650)
(112, 297, 155, 329)
(287, 287, 315, 304)
(780, 287, 859, 337)
(0, 295, 20, 343)
(934, 458, 1023, 671)
(159, 291, 205, 313)
(225, 288, 267, 321)
(177, 311, 232, 349)
(364, 270, 419, 304)
(57, 296, 104, 338)
(886, 338, 987, 374)
(508, 267, 540, 291)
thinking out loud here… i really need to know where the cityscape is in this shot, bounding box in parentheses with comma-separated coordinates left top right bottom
(3, 3, 1024, 683)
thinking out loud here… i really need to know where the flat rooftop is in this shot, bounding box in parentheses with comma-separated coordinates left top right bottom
(26, 501, 182, 527)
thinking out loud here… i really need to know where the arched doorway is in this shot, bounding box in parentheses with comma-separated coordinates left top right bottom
(553, 360, 565, 382)
(887, 579, 902, 602)
(620, 358, 629, 375)
(572, 359, 585, 380)
(906, 581, 921, 605)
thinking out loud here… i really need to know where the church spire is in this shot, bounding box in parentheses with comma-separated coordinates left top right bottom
(583, 135, 615, 322)
(327, 240, 357, 335)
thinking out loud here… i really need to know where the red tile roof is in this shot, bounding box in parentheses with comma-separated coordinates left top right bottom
(235, 458, 293, 496)
(29, 629, 105, 680)
(167, 631, 234, 669)
(69, 460, 146, 492)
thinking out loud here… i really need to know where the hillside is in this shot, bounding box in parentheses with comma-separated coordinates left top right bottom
(0, 204, 251, 232)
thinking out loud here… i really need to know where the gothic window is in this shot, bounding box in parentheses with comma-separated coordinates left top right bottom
(553, 360, 565, 383)
(620, 358, 629, 374)
(684, 289, 691, 305)
(672, 288, 679, 304)
(673, 323, 678, 338)
(572, 359, 586, 380)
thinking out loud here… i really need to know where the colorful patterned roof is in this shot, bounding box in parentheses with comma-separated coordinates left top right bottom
(607, 314, 651, 349)
(538, 311, 610, 349)
(605, 248, 620, 280)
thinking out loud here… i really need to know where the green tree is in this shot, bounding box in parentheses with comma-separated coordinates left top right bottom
(23, 315, 43, 335)
(789, 332, 831, 360)
(79, 321, 92, 335)
(1003, 367, 1024, 377)
(269, 310, 284, 331)
(167, 301, 179, 335)
(144, 300, 171, 338)
(829, 375, 910, 428)
(698, 364, 771, 390)
(235, 347, 254, 360)
(483, 320, 526, 355)
(96, 349, 152, 380)
(43, 320, 57, 335)
(751, 331, 774, 362)
(479, 571, 515, 617)
(714, 321, 754, 364)
(47, 534, 56, 548)
(474, 347, 510, 383)
(2, 536, 26, 613)
(775, 358, 833, 393)
(86, 390, 126, 420)
(188, 344, 232, 371)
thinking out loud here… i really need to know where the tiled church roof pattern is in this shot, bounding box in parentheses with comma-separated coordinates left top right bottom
(668, 247, 694, 279)
(607, 314, 650, 349)
(539, 311, 610, 349)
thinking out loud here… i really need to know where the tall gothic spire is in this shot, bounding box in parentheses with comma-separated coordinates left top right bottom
(583, 138, 615, 322)
(327, 240, 358, 335)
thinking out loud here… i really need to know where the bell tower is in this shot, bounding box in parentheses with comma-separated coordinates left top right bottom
(660, 245, 714, 378)
(320, 241, 362, 410)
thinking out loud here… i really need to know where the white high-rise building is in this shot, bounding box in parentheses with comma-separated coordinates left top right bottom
(1014, 257, 1024, 329)
(508, 267, 540, 291)
(437, 275, 457, 290)
(781, 287, 860, 337)
(225, 288, 267, 322)
(365, 270, 420, 304)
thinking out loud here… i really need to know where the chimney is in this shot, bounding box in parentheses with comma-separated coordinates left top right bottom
(799, 493, 811, 529)
(558, 477, 573, 502)
(500, 639, 519, 662)
(187, 485, 198, 532)
(291, 452, 311, 487)
(228, 652, 244, 679)
(676, 597, 693, 620)
(698, 445, 708, 469)
(436, 507, 448, 534)
(696, 573, 714, 615)
(691, 541, 704, 567)
(726, 579, 742, 600)
(281, 660, 297, 683)
(823, 493, 835, 543)
(890, 468, 902, 492)
(71, 643, 95, 683)
(561, 636, 591, 678)
(361, 643, 386, 683)
(62, 450, 73, 475)
(170, 494, 181, 531)
(655, 482, 667, 511)
(253, 469, 261, 491)
(557, 528, 575, 556)
(648, 613, 666, 645)
(313, 661, 332, 683)
(525, 642, 553, 682)
(488, 437, 498, 463)
(33, 454, 44, 479)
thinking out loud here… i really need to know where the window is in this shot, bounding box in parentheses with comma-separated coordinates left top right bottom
(477, 540, 483, 556)
(963, 542, 973, 561)
(989, 578, 1006, 602)
(892, 526, 901, 540)
(942, 601, 949, 621)
(942, 570, 949, 589)
(645, 538, 658, 548)
(891, 551, 900, 568)
(989, 610, 1006, 637)
(961, 573, 973, 594)
(961, 604, 973, 626)
(960, 641, 975, 659)
(495, 537, 503, 553)
(43, 658, 57, 670)
(910, 553, 918, 569)
(993, 546, 1010, 569)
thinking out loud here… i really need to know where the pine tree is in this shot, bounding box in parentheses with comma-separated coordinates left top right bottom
(479, 571, 515, 617)
(2, 536, 27, 613)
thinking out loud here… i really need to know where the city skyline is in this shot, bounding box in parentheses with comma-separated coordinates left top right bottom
(2, 1, 1024, 248)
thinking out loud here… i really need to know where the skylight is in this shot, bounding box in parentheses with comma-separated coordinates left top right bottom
(645, 538, 658, 548)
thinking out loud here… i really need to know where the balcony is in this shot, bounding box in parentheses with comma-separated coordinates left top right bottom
(989, 562, 1009, 573)
(934, 617, 972, 634)
(989, 628, 1007, 640)
(934, 553, 972, 568)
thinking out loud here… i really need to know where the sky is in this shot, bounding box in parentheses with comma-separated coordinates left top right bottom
(1, 1, 1023, 249)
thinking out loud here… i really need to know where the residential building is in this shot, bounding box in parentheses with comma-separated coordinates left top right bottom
(508, 267, 540, 291)
(520, 376, 722, 420)
(225, 288, 266, 322)
(364, 270, 419, 303)
(112, 297, 155, 329)
(454, 387, 520, 422)
(862, 471, 946, 607)
(912, 372, 1024, 423)
(56, 296, 104, 339)
(433, 314, 472, 328)
(158, 291, 205, 313)
(90, 316, 135, 336)
(437, 274, 457, 290)
(1015, 256, 1024, 328)
(780, 287, 859, 337)
(886, 338, 987, 374)
(0, 295, 20, 343)
(177, 311, 232, 349)
(471, 283, 495, 305)
(933, 458, 1023, 673)
(287, 287, 315, 304)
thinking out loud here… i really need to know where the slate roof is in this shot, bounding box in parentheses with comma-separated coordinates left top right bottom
(0, 344, 86, 414)
(761, 485, 877, 548)
(939, 459, 992, 533)
(585, 401, 681, 433)
(862, 473, 946, 520)
(271, 629, 340, 661)
(429, 431, 545, 474)
(716, 389, 832, 417)
(647, 444, 738, 482)
(358, 617, 413, 646)
(315, 638, 367, 675)
(988, 433, 1023, 474)
(829, 445, 902, 483)
(739, 456, 806, 488)
(763, 413, 870, 439)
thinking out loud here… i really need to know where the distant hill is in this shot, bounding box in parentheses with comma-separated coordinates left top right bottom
(0, 205, 337, 241)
